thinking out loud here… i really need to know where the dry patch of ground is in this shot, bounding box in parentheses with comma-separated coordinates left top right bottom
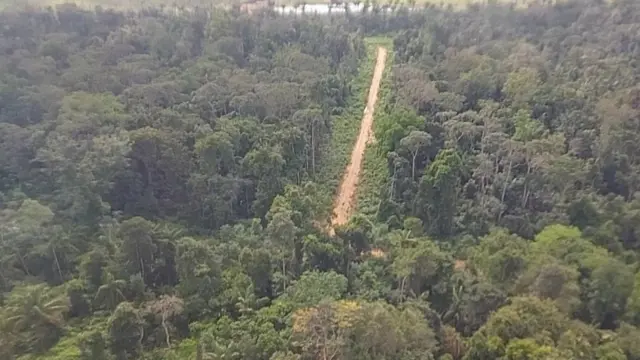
(330, 47, 387, 234)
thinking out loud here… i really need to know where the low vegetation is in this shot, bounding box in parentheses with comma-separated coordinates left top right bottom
(2, 1, 640, 360)
(313, 40, 376, 217)
(356, 37, 393, 217)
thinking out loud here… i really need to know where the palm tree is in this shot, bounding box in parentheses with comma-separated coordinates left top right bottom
(4, 284, 69, 352)
(6, 284, 69, 330)
(196, 333, 236, 360)
(94, 273, 127, 311)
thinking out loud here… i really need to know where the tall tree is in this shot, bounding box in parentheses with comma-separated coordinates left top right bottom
(3, 284, 69, 353)
(146, 295, 184, 348)
(417, 149, 465, 236)
(399, 130, 432, 180)
(108, 302, 145, 360)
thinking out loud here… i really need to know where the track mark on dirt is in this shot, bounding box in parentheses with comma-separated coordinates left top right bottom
(330, 47, 387, 234)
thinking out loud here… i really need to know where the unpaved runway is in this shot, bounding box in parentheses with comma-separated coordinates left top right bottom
(330, 47, 387, 233)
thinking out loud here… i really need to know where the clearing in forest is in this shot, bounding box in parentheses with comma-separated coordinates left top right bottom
(330, 46, 387, 234)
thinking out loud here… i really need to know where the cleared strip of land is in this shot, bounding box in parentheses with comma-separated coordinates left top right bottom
(330, 46, 387, 233)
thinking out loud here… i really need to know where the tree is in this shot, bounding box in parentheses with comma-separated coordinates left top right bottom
(503, 68, 541, 109)
(583, 255, 634, 328)
(108, 302, 145, 360)
(529, 225, 593, 265)
(175, 237, 220, 319)
(625, 272, 640, 325)
(266, 208, 299, 291)
(35, 92, 131, 224)
(281, 270, 348, 308)
(120, 127, 190, 218)
(399, 130, 432, 180)
(292, 108, 327, 175)
(242, 146, 286, 217)
(198, 312, 284, 360)
(292, 300, 361, 360)
(443, 271, 507, 336)
(30, 227, 79, 285)
(7, 3, 640, 360)
(348, 301, 438, 360)
(0, 199, 58, 283)
(117, 217, 157, 286)
(375, 108, 424, 153)
(194, 131, 235, 176)
(293, 299, 438, 360)
(79, 331, 109, 360)
(470, 229, 529, 291)
(79, 247, 110, 291)
(3, 284, 70, 353)
(464, 297, 571, 360)
(94, 273, 127, 311)
(390, 234, 452, 302)
(417, 149, 465, 236)
(502, 338, 564, 360)
(517, 262, 580, 315)
(615, 323, 640, 360)
(146, 295, 184, 348)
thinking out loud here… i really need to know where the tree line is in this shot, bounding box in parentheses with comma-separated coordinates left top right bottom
(2, 1, 640, 360)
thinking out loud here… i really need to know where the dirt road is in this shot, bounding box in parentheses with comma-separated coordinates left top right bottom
(330, 47, 387, 233)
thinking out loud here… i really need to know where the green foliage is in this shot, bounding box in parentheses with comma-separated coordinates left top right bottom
(418, 149, 465, 236)
(375, 108, 424, 154)
(3, 284, 70, 353)
(470, 229, 529, 290)
(390, 234, 452, 301)
(313, 41, 379, 215)
(3, 2, 640, 360)
(464, 297, 570, 360)
(280, 271, 348, 308)
(108, 302, 144, 360)
(530, 225, 592, 265)
(357, 38, 393, 217)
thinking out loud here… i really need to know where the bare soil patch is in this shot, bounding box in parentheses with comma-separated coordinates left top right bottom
(330, 47, 387, 234)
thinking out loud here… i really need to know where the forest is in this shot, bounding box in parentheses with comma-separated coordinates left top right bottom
(1, 0, 640, 359)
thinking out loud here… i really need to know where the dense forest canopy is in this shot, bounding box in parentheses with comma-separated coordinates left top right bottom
(2, 0, 640, 359)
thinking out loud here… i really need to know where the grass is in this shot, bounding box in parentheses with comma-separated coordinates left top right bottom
(356, 37, 393, 218)
(313, 42, 379, 219)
